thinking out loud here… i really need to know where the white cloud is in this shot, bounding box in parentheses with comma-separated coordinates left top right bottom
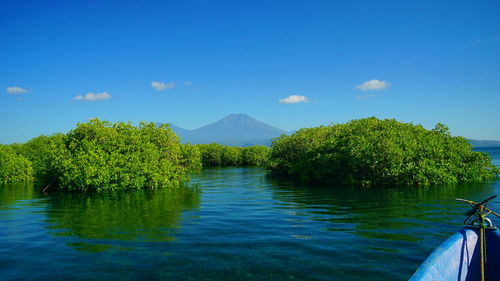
(355, 94, 376, 100)
(471, 36, 500, 45)
(151, 81, 175, 91)
(74, 92, 112, 102)
(6, 86, 28, 94)
(279, 95, 311, 104)
(184, 81, 192, 86)
(356, 79, 390, 91)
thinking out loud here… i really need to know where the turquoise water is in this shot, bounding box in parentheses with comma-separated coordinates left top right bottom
(1, 148, 499, 281)
(475, 146, 500, 167)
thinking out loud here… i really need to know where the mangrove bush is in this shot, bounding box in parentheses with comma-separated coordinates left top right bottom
(0, 145, 34, 183)
(0, 119, 203, 191)
(52, 119, 201, 192)
(268, 117, 499, 186)
(15, 134, 67, 184)
(196, 143, 270, 167)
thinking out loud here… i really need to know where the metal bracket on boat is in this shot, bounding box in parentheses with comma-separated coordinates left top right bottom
(455, 195, 499, 230)
(455, 195, 499, 281)
(467, 217, 496, 230)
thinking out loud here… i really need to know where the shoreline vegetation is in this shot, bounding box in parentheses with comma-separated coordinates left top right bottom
(0, 119, 271, 191)
(0, 117, 498, 191)
(5, 119, 203, 192)
(268, 117, 499, 186)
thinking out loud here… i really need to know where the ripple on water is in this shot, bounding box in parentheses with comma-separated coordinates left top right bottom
(0, 167, 499, 281)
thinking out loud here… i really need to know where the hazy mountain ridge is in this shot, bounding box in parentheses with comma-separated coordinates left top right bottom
(163, 114, 289, 146)
(468, 139, 500, 148)
(160, 114, 500, 148)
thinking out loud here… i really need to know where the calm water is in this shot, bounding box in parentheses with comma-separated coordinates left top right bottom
(1, 148, 500, 281)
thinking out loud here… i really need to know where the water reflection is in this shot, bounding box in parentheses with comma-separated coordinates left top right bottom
(265, 176, 499, 280)
(44, 187, 201, 251)
(0, 182, 41, 210)
(1, 165, 499, 281)
(268, 176, 498, 242)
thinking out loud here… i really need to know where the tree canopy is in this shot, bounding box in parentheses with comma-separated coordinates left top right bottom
(0, 145, 33, 183)
(0, 119, 202, 191)
(268, 117, 499, 186)
(53, 119, 201, 191)
(195, 143, 270, 167)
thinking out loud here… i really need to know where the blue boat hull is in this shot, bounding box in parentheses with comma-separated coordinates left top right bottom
(410, 228, 500, 281)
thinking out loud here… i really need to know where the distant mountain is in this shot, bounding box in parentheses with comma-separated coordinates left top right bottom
(469, 139, 500, 148)
(167, 124, 193, 141)
(164, 114, 290, 146)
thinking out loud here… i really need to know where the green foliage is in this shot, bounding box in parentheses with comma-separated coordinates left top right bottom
(196, 143, 240, 167)
(242, 145, 271, 166)
(268, 117, 499, 186)
(221, 146, 242, 166)
(195, 143, 220, 167)
(15, 134, 66, 184)
(196, 144, 270, 167)
(0, 145, 34, 183)
(50, 119, 200, 192)
(180, 144, 203, 175)
(1, 119, 272, 190)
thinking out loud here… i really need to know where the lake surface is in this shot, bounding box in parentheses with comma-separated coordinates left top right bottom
(1, 148, 499, 281)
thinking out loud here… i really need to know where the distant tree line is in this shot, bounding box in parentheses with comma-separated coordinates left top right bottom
(267, 117, 499, 186)
(195, 144, 270, 167)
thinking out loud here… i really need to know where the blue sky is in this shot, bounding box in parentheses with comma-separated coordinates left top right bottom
(1, 0, 499, 144)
